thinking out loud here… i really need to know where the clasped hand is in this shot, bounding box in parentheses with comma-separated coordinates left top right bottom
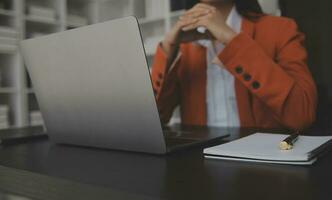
(162, 3, 237, 55)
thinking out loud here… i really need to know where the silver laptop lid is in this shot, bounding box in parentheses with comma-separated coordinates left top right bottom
(20, 16, 167, 154)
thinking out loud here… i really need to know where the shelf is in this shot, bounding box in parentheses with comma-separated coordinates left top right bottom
(0, 87, 16, 93)
(25, 15, 59, 25)
(0, 126, 13, 130)
(0, 45, 17, 54)
(66, 22, 86, 28)
(66, 13, 88, 28)
(170, 9, 185, 18)
(67, 0, 89, 5)
(0, 0, 179, 128)
(0, 8, 15, 17)
(139, 16, 165, 25)
(66, 23, 82, 28)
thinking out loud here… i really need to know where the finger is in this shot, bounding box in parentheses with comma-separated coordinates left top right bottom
(179, 10, 211, 23)
(194, 3, 217, 11)
(180, 11, 210, 21)
(182, 16, 210, 32)
(177, 18, 199, 29)
(196, 13, 213, 21)
(182, 10, 209, 19)
(185, 3, 215, 15)
(183, 7, 210, 16)
(182, 22, 200, 32)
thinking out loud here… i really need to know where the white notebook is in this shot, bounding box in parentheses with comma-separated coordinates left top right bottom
(204, 133, 332, 165)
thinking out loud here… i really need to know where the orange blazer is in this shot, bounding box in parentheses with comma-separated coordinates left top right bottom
(151, 15, 317, 130)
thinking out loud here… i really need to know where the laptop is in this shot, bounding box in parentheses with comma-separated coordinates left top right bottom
(20, 16, 229, 154)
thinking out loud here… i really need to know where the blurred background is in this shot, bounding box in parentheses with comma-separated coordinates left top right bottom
(0, 0, 330, 131)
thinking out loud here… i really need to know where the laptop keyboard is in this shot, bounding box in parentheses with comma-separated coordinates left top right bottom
(163, 130, 199, 147)
(163, 130, 196, 138)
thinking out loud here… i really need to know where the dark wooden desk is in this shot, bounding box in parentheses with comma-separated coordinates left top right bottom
(0, 126, 331, 200)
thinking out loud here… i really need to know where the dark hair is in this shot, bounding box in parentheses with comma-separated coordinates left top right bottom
(185, 0, 264, 21)
(234, 0, 264, 20)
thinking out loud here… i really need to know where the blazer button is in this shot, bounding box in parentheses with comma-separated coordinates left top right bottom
(243, 73, 252, 81)
(235, 66, 243, 74)
(252, 81, 260, 89)
(156, 81, 161, 87)
(158, 73, 163, 79)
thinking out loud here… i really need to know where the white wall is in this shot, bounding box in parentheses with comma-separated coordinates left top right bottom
(258, 0, 280, 15)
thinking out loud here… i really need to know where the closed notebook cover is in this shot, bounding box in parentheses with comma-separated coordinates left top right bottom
(204, 155, 317, 165)
(204, 133, 332, 162)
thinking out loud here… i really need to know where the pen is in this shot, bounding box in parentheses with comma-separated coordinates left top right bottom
(279, 132, 300, 150)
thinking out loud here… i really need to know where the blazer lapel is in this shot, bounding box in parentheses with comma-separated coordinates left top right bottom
(241, 18, 256, 38)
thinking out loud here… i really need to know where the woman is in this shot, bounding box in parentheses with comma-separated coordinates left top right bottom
(151, 0, 317, 130)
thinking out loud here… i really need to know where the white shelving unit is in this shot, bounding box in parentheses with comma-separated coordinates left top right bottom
(0, 0, 184, 129)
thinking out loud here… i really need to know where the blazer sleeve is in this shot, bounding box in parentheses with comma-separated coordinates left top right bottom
(217, 19, 317, 130)
(150, 44, 183, 124)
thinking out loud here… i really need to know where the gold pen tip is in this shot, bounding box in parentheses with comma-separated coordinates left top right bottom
(279, 141, 293, 150)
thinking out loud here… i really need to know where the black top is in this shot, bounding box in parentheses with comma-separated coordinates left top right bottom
(0, 126, 331, 200)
